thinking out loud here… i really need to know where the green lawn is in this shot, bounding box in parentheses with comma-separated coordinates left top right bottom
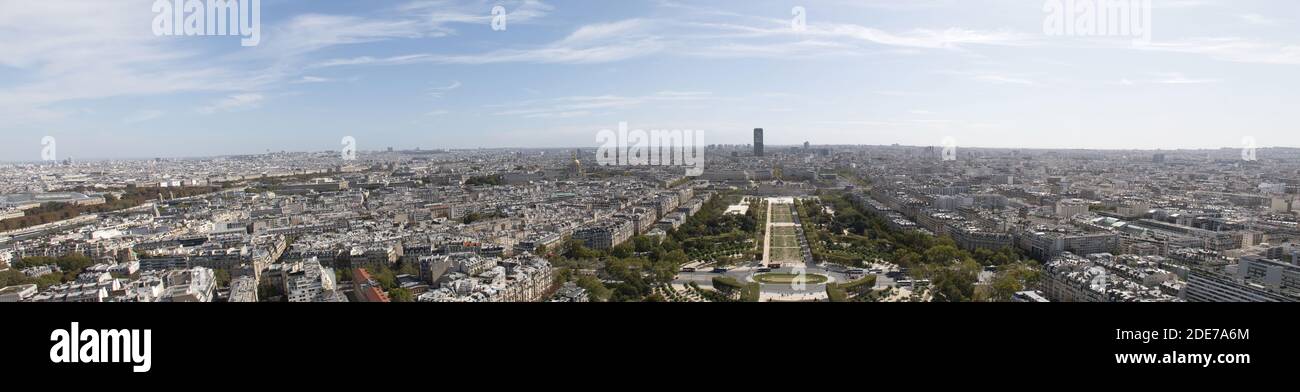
(771, 247, 802, 261)
(772, 235, 797, 248)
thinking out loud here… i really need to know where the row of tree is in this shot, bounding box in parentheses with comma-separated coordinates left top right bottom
(0, 254, 95, 290)
(1, 186, 221, 231)
(804, 192, 1041, 302)
(548, 192, 761, 302)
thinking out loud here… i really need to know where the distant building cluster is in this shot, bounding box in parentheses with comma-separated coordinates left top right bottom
(2, 148, 721, 302)
(3, 143, 1300, 302)
(847, 146, 1300, 302)
(417, 253, 554, 302)
(1040, 253, 1181, 302)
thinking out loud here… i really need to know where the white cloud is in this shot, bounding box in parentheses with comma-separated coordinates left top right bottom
(399, 0, 553, 30)
(1148, 73, 1222, 85)
(123, 110, 165, 124)
(312, 11, 1033, 68)
(974, 74, 1035, 85)
(1141, 37, 1300, 65)
(429, 81, 462, 98)
(490, 91, 714, 118)
(942, 71, 1037, 85)
(199, 94, 265, 114)
(0, 0, 256, 126)
(293, 76, 334, 84)
(315, 19, 666, 66)
(1238, 14, 1279, 26)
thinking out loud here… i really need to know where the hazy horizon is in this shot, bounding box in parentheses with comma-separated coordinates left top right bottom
(6, 142, 1295, 164)
(4, 0, 1299, 160)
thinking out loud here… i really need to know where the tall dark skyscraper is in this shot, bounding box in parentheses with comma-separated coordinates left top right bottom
(753, 128, 764, 157)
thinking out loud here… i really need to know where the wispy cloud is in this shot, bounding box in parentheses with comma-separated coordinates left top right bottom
(1151, 73, 1222, 85)
(1238, 14, 1279, 26)
(293, 76, 334, 84)
(490, 91, 714, 118)
(316, 19, 666, 67)
(941, 71, 1037, 85)
(199, 94, 265, 114)
(429, 81, 462, 98)
(1141, 37, 1300, 65)
(123, 110, 165, 124)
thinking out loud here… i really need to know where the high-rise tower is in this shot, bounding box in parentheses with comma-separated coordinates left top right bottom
(753, 128, 764, 157)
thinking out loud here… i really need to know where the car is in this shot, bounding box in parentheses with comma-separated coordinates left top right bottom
(756, 268, 772, 273)
(711, 268, 729, 274)
(681, 267, 696, 273)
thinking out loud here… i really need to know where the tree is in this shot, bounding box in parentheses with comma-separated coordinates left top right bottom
(464, 175, 503, 186)
(258, 283, 285, 302)
(0, 270, 33, 288)
(214, 269, 231, 288)
(661, 249, 688, 266)
(53, 254, 93, 277)
(398, 260, 420, 276)
(930, 260, 980, 302)
(660, 237, 681, 252)
(633, 235, 655, 253)
(389, 288, 413, 302)
(924, 244, 966, 265)
(562, 239, 601, 259)
(989, 262, 1041, 301)
(575, 275, 611, 302)
(368, 266, 398, 291)
(611, 243, 634, 258)
(13, 256, 57, 270)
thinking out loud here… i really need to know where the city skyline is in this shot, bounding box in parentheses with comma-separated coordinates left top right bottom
(4, 1, 1293, 378)
(5, 141, 1296, 164)
(3, 0, 1300, 160)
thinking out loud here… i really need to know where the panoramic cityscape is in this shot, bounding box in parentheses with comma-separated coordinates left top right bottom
(2, 0, 1298, 304)
(3, 139, 1298, 303)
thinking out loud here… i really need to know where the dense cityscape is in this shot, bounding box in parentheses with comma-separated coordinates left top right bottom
(8, 0, 1296, 379)
(3, 130, 1298, 303)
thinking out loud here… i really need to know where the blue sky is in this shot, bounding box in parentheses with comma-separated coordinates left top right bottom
(2, 0, 1298, 160)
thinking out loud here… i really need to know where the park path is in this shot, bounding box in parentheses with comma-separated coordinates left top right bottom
(761, 199, 772, 265)
(761, 198, 801, 267)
